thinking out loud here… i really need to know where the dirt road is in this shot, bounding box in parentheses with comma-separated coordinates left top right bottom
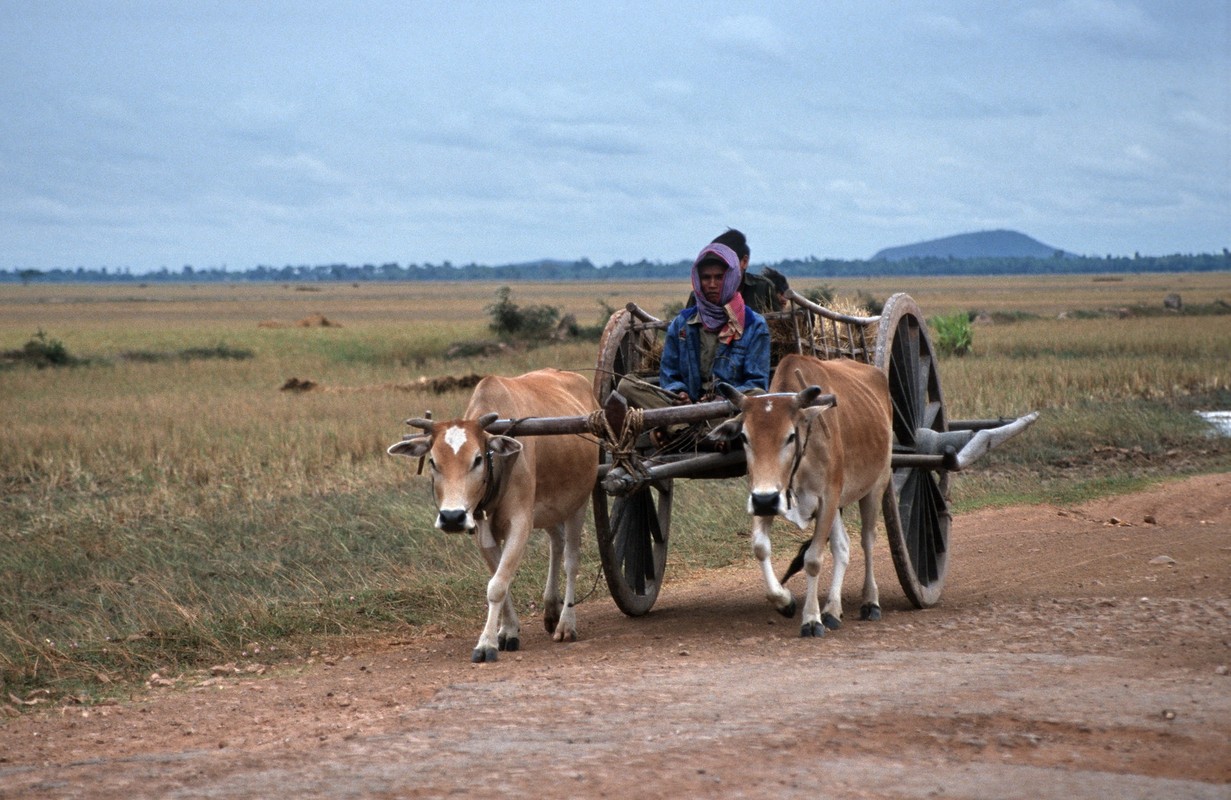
(2, 473, 1228, 799)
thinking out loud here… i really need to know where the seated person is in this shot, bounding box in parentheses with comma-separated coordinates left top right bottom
(685, 228, 786, 314)
(761, 266, 790, 310)
(618, 242, 770, 416)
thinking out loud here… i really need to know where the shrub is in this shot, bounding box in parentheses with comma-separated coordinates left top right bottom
(3, 330, 80, 368)
(930, 312, 973, 357)
(855, 291, 884, 316)
(485, 286, 560, 339)
(178, 343, 254, 361)
(803, 284, 835, 305)
(660, 300, 685, 319)
(119, 344, 255, 363)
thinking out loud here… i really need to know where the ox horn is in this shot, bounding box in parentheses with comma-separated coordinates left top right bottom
(715, 382, 746, 408)
(477, 412, 500, 431)
(405, 412, 435, 432)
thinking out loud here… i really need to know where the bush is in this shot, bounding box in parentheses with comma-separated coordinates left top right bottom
(119, 344, 255, 363)
(178, 343, 254, 361)
(660, 300, 685, 319)
(803, 284, 835, 305)
(855, 291, 884, 316)
(2, 330, 80, 368)
(485, 286, 560, 339)
(930, 312, 973, 357)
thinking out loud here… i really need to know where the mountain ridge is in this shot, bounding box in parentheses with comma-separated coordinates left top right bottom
(871, 229, 1070, 261)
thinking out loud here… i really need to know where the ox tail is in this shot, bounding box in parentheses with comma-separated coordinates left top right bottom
(779, 539, 811, 585)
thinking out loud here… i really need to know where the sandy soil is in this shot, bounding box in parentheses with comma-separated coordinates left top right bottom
(1, 473, 1228, 799)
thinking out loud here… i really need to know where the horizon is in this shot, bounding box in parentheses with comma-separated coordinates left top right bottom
(7, 229, 1226, 279)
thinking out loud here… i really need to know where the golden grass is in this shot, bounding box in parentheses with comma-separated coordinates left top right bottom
(0, 274, 1228, 696)
(942, 315, 1231, 418)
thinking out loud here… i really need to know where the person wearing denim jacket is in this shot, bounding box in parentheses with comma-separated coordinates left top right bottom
(614, 241, 770, 417)
(659, 243, 770, 403)
(659, 303, 769, 401)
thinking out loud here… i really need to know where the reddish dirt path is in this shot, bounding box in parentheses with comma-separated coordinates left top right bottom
(2, 473, 1229, 799)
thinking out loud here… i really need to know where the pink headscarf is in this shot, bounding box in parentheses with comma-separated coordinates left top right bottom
(691, 243, 746, 343)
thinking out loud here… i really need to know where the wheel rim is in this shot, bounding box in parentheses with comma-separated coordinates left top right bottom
(876, 294, 950, 608)
(885, 308, 944, 447)
(592, 308, 671, 616)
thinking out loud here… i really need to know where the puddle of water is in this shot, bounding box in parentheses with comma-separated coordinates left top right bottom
(1196, 411, 1231, 437)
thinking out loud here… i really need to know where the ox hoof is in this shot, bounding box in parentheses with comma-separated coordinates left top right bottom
(777, 598, 797, 618)
(860, 603, 882, 621)
(553, 628, 578, 643)
(498, 634, 520, 652)
(800, 620, 827, 638)
(821, 612, 842, 631)
(544, 599, 562, 634)
(471, 647, 499, 663)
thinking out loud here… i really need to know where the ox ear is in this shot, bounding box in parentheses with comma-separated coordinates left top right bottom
(796, 385, 837, 410)
(477, 412, 501, 431)
(796, 385, 823, 409)
(706, 414, 744, 444)
(486, 435, 523, 475)
(715, 382, 746, 409)
(388, 434, 432, 459)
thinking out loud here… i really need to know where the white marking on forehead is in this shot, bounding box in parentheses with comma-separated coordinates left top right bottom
(443, 425, 469, 455)
(764, 400, 774, 413)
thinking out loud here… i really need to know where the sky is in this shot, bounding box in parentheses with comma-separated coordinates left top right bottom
(1, 2, 1228, 273)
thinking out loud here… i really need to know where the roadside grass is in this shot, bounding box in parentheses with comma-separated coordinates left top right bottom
(1, 275, 1228, 702)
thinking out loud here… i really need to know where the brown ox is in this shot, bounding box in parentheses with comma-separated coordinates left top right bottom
(711, 353, 892, 637)
(387, 369, 599, 662)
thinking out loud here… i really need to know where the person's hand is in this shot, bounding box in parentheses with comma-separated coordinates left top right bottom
(671, 391, 690, 406)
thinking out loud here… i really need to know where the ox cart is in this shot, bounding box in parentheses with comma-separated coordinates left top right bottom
(417, 290, 1037, 617)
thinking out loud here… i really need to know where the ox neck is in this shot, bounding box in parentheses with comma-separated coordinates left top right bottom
(785, 415, 817, 516)
(473, 445, 504, 521)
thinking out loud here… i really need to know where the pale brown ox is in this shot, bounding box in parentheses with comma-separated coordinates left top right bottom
(710, 353, 892, 637)
(387, 369, 599, 662)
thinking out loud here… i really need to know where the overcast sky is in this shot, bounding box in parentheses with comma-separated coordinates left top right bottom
(2, 2, 1228, 272)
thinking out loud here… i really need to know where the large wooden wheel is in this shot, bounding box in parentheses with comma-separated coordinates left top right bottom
(592, 308, 672, 616)
(874, 293, 951, 608)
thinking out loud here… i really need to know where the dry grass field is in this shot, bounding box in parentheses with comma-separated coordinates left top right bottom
(1, 273, 1229, 698)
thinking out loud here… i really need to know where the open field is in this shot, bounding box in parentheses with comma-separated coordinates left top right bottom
(1, 273, 1229, 699)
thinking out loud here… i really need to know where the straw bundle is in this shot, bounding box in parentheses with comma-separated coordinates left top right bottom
(770, 296, 879, 366)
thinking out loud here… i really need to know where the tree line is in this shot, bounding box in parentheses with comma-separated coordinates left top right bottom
(5, 250, 1228, 285)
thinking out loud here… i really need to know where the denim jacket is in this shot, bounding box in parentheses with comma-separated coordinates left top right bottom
(659, 306, 770, 401)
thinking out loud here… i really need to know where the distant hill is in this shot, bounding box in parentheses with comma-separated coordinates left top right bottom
(871, 230, 1070, 261)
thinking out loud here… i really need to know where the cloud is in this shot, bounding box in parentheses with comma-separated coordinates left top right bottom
(1017, 0, 1164, 56)
(703, 16, 788, 61)
(255, 153, 345, 186)
(516, 122, 645, 157)
(1, 3, 1225, 268)
(917, 14, 983, 42)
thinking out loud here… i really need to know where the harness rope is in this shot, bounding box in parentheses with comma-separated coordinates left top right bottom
(586, 406, 649, 480)
(784, 413, 815, 514)
(567, 562, 604, 608)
